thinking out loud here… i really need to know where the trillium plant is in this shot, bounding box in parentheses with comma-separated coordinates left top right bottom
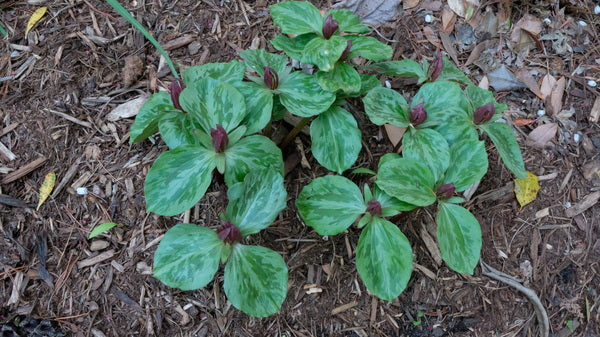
(121, 0, 528, 317)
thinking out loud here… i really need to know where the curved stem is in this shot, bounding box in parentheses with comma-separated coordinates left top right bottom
(279, 117, 312, 150)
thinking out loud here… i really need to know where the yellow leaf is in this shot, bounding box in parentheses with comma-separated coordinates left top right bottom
(25, 7, 47, 38)
(37, 172, 56, 210)
(514, 171, 540, 209)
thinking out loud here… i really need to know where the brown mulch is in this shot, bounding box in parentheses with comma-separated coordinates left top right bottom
(1, 0, 599, 336)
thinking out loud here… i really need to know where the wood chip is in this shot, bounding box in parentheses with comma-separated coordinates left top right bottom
(414, 263, 437, 279)
(0, 123, 19, 137)
(46, 109, 92, 128)
(590, 96, 600, 123)
(163, 35, 195, 51)
(535, 207, 550, 219)
(2, 156, 47, 184)
(420, 226, 442, 265)
(0, 141, 17, 161)
(565, 191, 600, 217)
(51, 160, 79, 198)
(77, 249, 115, 268)
(332, 300, 358, 315)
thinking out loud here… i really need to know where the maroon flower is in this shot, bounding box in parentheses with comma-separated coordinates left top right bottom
(473, 104, 495, 125)
(263, 67, 279, 90)
(210, 124, 229, 153)
(322, 14, 339, 39)
(428, 52, 443, 82)
(338, 40, 353, 62)
(218, 221, 242, 244)
(410, 103, 427, 126)
(436, 183, 456, 200)
(170, 79, 186, 111)
(366, 199, 382, 217)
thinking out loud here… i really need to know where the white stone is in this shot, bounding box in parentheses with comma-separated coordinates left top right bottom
(76, 187, 88, 195)
(425, 15, 433, 23)
(587, 80, 597, 87)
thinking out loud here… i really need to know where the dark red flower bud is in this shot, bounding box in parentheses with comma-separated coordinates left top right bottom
(170, 79, 186, 111)
(338, 40, 353, 62)
(218, 221, 242, 244)
(436, 183, 456, 200)
(322, 14, 339, 39)
(210, 124, 229, 153)
(428, 52, 443, 82)
(263, 67, 279, 90)
(410, 103, 428, 126)
(473, 104, 495, 124)
(366, 199, 382, 217)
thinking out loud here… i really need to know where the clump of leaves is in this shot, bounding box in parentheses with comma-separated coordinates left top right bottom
(269, 1, 392, 95)
(131, 73, 283, 216)
(153, 169, 288, 317)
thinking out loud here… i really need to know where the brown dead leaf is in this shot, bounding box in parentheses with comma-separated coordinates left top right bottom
(403, 0, 420, 9)
(441, 7, 457, 33)
(516, 68, 543, 99)
(106, 95, 150, 121)
(527, 122, 557, 148)
(123, 55, 145, 87)
(478, 75, 489, 89)
(590, 96, 600, 123)
(511, 14, 543, 43)
(549, 77, 566, 115)
(384, 124, 406, 149)
(539, 74, 557, 99)
(423, 26, 439, 46)
(582, 160, 600, 186)
(514, 118, 534, 126)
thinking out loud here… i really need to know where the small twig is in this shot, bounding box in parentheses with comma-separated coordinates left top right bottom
(480, 260, 549, 337)
(45, 109, 92, 128)
(2, 156, 47, 184)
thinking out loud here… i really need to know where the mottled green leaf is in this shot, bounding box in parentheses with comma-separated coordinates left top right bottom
(363, 87, 410, 127)
(327, 9, 370, 33)
(402, 128, 450, 182)
(301, 35, 347, 72)
(345, 35, 392, 61)
(311, 106, 362, 173)
(158, 112, 203, 149)
(436, 203, 482, 274)
(270, 1, 323, 35)
(145, 145, 216, 216)
(270, 33, 319, 60)
(376, 157, 436, 206)
(479, 122, 527, 179)
(444, 139, 488, 191)
(316, 63, 361, 95)
(373, 186, 417, 216)
(297, 175, 366, 235)
(412, 81, 477, 145)
(278, 71, 336, 117)
(240, 49, 288, 76)
(226, 170, 286, 237)
(224, 135, 283, 186)
(356, 218, 413, 301)
(232, 81, 273, 134)
(436, 57, 472, 84)
(182, 61, 246, 84)
(130, 92, 175, 143)
(224, 244, 288, 317)
(88, 222, 119, 239)
(365, 60, 426, 82)
(153, 224, 223, 290)
(357, 74, 381, 97)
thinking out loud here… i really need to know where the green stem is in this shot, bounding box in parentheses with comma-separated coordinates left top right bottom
(0, 23, 7, 38)
(105, 0, 179, 78)
(264, 119, 273, 138)
(279, 117, 312, 150)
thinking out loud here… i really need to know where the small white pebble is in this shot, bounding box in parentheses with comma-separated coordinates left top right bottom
(573, 133, 581, 143)
(10, 50, 20, 58)
(565, 201, 572, 209)
(76, 187, 88, 195)
(588, 80, 597, 87)
(183, 303, 194, 311)
(425, 15, 433, 23)
(384, 80, 391, 88)
(578, 20, 587, 27)
(322, 235, 329, 241)
(543, 18, 551, 24)
(595, 5, 600, 15)
(537, 110, 546, 117)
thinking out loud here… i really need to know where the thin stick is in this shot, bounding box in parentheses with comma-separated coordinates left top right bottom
(480, 260, 549, 337)
(279, 117, 311, 150)
(2, 156, 47, 184)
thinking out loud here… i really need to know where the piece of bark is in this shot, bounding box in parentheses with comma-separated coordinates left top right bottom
(2, 156, 47, 184)
(163, 35, 195, 51)
(77, 249, 115, 268)
(0, 141, 16, 161)
(565, 191, 600, 217)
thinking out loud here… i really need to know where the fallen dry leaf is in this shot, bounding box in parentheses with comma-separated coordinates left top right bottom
(527, 122, 557, 148)
(26, 7, 47, 38)
(514, 118, 535, 126)
(510, 14, 543, 43)
(516, 68, 543, 99)
(477, 75, 489, 89)
(106, 95, 150, 121)
(549, 77, 566, 115)
(514, 171, 540, 209)
(441, 7, 457, 32)
(539, 74, 556, 99)
(384, 124, 406, 149)
(37, 172, 56, 210)
(423, 26, 439, 46)
(403, 0, 420, 9)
